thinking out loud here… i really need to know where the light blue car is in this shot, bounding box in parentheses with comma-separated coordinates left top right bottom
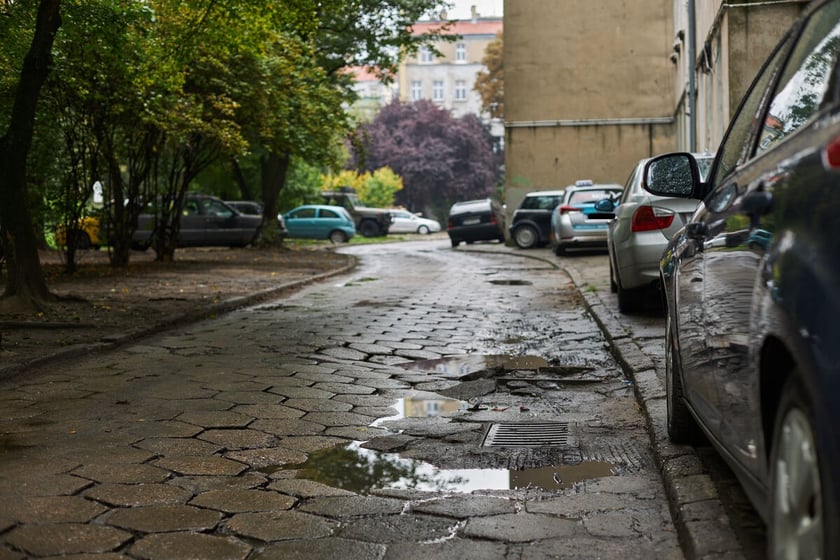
(282, 205, 356, 243)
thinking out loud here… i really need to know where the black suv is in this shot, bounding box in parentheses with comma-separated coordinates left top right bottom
(447, 198, 506, 248)
(508, 190, 565, 249)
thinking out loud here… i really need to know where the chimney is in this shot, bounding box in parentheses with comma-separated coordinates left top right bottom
(471, 5, 479, 21)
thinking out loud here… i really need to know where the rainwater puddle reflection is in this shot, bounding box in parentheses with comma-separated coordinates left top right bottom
(401, 354, 550, 376)
(280, 442, 617, 494)
(278, 394, 617, 494)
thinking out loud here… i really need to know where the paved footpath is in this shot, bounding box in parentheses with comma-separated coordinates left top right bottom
(0, 240, 684, 560)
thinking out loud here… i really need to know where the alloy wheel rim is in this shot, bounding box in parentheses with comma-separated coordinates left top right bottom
(772, 408, 823, 560)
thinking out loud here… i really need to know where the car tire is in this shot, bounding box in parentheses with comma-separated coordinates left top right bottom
(665, 315, 705, 444)
(329, 230, 348, 244)
(769, 376, 833, 560)
(358, 220, 379, 238)
(513, 225, 538, 249)
(417, 225, 430, 235)
(617, 284, 644, 314)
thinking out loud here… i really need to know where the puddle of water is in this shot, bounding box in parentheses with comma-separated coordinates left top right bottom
(279, 441, 616, 494)
(401, 355, 549, 376)
(372, 396, 466, 427)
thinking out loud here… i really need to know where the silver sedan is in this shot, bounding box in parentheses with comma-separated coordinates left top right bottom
(606, 153, 713, 314)
(550, 182, 623, 256)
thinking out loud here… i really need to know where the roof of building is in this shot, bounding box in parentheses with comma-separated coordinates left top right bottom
(411, 19, 502, 37)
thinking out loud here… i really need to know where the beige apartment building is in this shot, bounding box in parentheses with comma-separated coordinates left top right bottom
(400, 15, 504, 141)
(504, 0, 809, 220)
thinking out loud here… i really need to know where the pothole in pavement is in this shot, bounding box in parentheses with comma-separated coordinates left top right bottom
(487, 279, 533, 286)
(272, 355, 642, 494)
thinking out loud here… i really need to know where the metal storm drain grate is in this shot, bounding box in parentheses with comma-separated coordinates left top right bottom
(483, 422, 571, 447)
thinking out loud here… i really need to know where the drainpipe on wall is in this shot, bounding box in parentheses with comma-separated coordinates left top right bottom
(688, 0, 697, 153)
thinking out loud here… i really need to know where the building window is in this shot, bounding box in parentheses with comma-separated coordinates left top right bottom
(455, 80, 467, 101)
(455, 42, 467, 62)
(419, 47, 434, 63)
(433, 80, 444, 101)
(410, 80, 422, 101)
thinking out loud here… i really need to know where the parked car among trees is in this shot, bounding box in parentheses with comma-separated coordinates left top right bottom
(388, 210, 441, 234)
(132, 195, 263, 250)
(643, 3, 840, 557)
(282, 204, 356, 243)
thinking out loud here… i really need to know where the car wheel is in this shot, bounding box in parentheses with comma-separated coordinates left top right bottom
(769, 377, 831, 560)
(417, 225, 430, 235)
(358, 220, 379, 237)
(513, 225, 538, 249)
(329, 230, 348, 244)
(665, 315, 705, 444)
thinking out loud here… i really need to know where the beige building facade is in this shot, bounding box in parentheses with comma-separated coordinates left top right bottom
(504, 0, 676, 217)
(673, 0, 809, 153)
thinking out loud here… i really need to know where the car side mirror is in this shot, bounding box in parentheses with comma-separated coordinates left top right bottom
(643, 153, 703, 199)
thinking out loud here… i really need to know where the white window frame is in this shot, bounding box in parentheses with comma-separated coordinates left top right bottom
(410, 80, 423, 101)
(455, 80, 467, 101)
(419, 47, 434, 63)
(455, 42, 467, 62)
(432, 80, 444, 101)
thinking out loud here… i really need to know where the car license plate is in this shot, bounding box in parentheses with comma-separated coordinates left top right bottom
(463, 217, 480, 225)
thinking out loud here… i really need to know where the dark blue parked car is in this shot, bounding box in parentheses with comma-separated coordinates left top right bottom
(643, 2, 840, 556)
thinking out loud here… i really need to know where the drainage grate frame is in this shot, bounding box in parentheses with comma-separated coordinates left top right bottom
(482, 422, 572, 448)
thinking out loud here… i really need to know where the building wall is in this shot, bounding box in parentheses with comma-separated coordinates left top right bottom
(673, 0, 808, 152)
(504, 0, 675, 220)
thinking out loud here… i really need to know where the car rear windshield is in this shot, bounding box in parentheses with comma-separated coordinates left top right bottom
(567, 189, 620, 205)
(521, 195, 562, 210)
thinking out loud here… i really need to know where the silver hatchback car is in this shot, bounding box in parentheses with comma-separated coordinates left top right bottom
(605, 154, 714, 313)
(550, 181, 623, 255)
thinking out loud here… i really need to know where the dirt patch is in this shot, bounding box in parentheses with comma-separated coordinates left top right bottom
(0, 245, 354, 377)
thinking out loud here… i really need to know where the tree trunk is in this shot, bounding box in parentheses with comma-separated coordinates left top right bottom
(0, 0, 61, 305)
(259, 151, 289, 245)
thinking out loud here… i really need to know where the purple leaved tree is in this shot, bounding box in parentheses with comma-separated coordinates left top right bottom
(349, 100, 502, 221)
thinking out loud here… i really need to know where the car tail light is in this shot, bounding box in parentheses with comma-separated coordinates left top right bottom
(558, 205, 579, 214)
(631, 205, 675, 232)
(489, 214, 497, 224)
(824, 135, 840, 169)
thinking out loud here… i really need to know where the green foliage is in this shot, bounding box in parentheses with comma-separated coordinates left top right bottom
(279, 157, 324, 211)
(357, 167, 403, 208)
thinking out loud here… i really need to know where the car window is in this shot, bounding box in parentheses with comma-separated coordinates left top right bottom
(183, 200, 200, 216)
(291, 208, 316, 219)
(202, 199, 234, 218)
(709, 34, 792, 189)
(320, 208, 340, 219)
(622, 163, 644, 202)
(522, 195, 561, 210)
(755, 3, 840, 156)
